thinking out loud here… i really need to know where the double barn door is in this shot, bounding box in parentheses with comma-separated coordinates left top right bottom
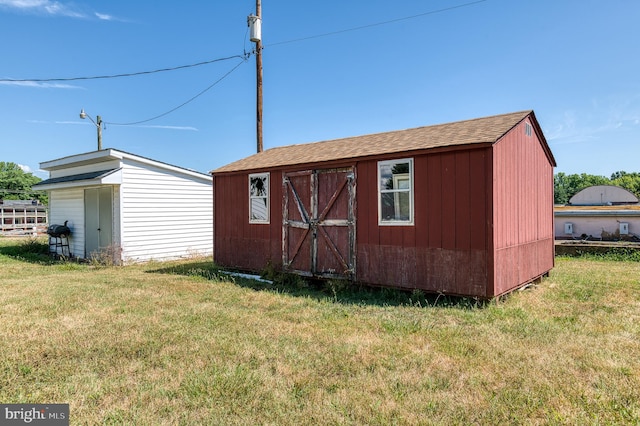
(283, 168, 356, 280)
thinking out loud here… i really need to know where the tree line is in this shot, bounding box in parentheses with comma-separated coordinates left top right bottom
(554, 171, 640, 204)
(0, 161, 48, 205)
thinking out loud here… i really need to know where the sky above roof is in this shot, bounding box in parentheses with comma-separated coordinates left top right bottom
(1, 0, 638, 179)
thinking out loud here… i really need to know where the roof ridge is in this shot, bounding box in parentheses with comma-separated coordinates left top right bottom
(213, 110, 536, 174)
(266, 110, 533, 152)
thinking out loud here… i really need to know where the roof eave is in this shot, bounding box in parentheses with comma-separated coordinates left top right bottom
(33, 168, 123, 191)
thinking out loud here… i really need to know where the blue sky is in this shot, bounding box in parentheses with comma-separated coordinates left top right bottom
(1, 0, 638, 179)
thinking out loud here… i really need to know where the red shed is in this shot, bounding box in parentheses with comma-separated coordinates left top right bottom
(211, 110, 556, 298)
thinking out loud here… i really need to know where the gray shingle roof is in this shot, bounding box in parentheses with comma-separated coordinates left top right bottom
(33, 169, 119, 187)
(213, 110, 536, 174)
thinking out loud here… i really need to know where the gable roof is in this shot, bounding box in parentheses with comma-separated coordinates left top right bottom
(39, 148, 210, 181)
(213, 110, 553, 174)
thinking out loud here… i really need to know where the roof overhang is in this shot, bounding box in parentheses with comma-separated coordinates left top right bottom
(33, 168, 122, 191)
(39, 148, 211, 182)
(39, 150, 124, 171)
(555, 210, 640, 217)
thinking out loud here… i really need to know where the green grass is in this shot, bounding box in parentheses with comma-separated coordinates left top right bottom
(1, 237, 639, 424)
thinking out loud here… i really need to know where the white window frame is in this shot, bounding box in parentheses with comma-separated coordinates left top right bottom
(249, 172, 269, 224)
(378, 158, 414, 226)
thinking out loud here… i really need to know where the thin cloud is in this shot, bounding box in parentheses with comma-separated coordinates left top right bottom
(0, 80, 82, 89)
(135, 125, 198, 131)
(547, 93, 640, 146)
(0, 0, 125, 21)
(0, 0, 84, 17)
(95, 12, 112, 20)
(41, 120, 197, 131)
(52, 120, 84, 125)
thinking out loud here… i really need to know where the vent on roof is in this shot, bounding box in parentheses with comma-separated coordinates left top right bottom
(524, 122, 532, 137)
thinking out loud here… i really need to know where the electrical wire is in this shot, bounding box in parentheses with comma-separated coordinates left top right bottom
(105, 59, 246, 126)
(0, 1, 487, 125)
(266, 0, 488, 48)
(1, 0, 487, 84)
(0, 55, 247, 83)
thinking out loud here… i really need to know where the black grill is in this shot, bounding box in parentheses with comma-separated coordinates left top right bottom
(47, 220, 71, 237)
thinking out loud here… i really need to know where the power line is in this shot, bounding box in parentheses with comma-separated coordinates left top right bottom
(0, 54, 247, 83)
(0, 1, 488, 84)
(266, 0, 488, 47)
(0, 1, 488, 125)
(105, 59, 246, 126)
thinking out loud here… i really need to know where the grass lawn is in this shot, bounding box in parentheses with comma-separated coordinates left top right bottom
(1, 238, 639, 425)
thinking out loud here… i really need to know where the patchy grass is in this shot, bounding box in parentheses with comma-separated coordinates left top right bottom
(1, 239, 639, 424)
(557, 248, 640, 262)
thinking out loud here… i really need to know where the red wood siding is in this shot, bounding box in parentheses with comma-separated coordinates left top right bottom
(356, 147, 491, 297)
(492, 120, 554, 297)
(213, 113, 554, 298)
(213, 171, 282, 271)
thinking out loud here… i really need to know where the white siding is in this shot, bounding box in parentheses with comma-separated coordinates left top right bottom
(119, 160, 212, 262)
(113, 185, 122, 257)
(49, 160, 121, 179)
(48, 188, 85, 257)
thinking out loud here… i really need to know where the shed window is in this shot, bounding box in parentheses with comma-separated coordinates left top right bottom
(249, 173, 269, 223)
(378, 159, 414, 225)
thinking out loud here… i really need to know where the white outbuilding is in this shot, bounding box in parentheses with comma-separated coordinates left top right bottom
(34, 149, 212, 262)
(569, 185, 639, 206)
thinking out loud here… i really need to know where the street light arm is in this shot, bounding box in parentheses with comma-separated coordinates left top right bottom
(79, 108, 103, 151)
(79, 108, 98, 127)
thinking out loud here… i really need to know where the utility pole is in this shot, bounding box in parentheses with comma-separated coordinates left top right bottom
(256, 0, 263, 153)
(79, 109, 103, 151)
(248, 1, 263, 153)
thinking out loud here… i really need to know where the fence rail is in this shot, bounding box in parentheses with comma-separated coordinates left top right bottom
(1, 205, 48, 235)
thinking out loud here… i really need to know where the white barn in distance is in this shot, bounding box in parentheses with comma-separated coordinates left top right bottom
(569, 185, 639, 206)
(34, 149, 212, 262)
(556, 185, 640, 241)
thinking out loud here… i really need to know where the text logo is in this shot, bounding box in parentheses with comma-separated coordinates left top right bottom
(1, 404, 68, 425)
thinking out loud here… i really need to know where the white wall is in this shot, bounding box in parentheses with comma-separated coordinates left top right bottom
(119, 160, 212, 262)
(48, 188, 85, 257)
(555, 215, 640, 240)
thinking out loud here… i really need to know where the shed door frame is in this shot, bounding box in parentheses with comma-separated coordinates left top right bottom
(283, 167, 356, 280)
(84, 186, 113, 258)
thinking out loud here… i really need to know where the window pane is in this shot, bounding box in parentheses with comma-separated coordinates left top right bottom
(249, 173, 269, 223)
(380, 192, 410, 221)
(250, 176, 267, 196)
(395, 192, 410, 220)
(395, 176, 410, 189)
(379, 159, 412, 223)
(250, 198, 268, 221)
(380, 162, 410, 190)
(380, 193, 396, 221)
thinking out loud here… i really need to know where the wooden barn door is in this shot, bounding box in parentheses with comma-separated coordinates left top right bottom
(283, 168, 356, 280)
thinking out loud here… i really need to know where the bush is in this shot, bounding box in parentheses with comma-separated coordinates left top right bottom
(20, 236, 49, 255)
